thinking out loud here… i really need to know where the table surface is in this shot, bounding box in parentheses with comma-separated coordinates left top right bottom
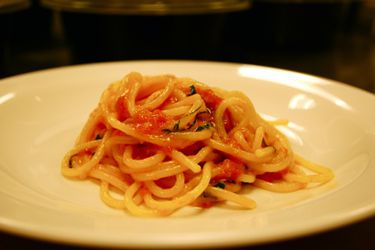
(1, 216, 375, 249)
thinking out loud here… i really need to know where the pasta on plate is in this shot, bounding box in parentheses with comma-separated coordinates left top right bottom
(61, 72, 334, 216)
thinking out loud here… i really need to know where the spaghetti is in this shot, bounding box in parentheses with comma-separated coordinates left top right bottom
(61, 72, 334, 216)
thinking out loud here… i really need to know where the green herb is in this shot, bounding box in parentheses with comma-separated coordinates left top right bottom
(197, 110, 210, 116)
(162, 129, 172, 134)
(186, 118, 197, 130)
(173, 121, 180, 131)
(68, 158, 73, 168)
(162, 107, 206, 134)
(162, 121, 181, 134)
(188, 85, 196, 96)
(215, 182, 226, 189)
(196, 123, 211, 131)
(68, 155, 76, 168)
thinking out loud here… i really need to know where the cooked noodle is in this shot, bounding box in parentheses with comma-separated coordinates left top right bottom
(61, 72, 334, 216)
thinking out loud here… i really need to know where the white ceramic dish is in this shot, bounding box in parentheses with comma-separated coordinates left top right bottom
(0, 61, 374, 249)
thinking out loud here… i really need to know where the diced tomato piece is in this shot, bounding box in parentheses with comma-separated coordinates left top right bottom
(116, 96, 129, 121)
(83, 148, 93, 155)
(223, 136, 242, 149)
(212, 159, 244, 182)
(183, 170, 196, 183)
(112, 129, 125, 136)
(180, 142, 204, 155)
(197, 87, 222, 111)
(132, 109, 173, 135)
(155, 176, 176, 189)
(258, 168, 289, 182)
(131, 144, 158, 159)
(93, 122, 106, 140)
(192, 196, 218, 208)
(196, 111, 215, 125)
(198, 200, 215, 209)
(158, 145, 173, 156)
(96, 122, 106, 130)
(138, 186, 149, 197)
(159, 96, 178, 109)
(223, 110, 234, 132)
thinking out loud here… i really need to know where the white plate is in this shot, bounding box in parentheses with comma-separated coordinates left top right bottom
(0, 61, 374, 249)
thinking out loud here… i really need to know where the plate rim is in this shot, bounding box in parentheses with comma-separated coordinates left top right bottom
(1, 59, 375, 98)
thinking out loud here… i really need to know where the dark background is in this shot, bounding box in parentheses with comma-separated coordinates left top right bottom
(1, 0, 375, 94)
(0, 0, 375, 249)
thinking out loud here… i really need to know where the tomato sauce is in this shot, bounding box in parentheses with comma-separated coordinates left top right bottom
(116, 96, 129, 121)
(257, 168, 289, 182)
(155, 176, 176, 189)
(180, 142, 205, 155)
(196, 87, 222, 111)
(93, 122, 106, 140)
(194, 198, 216, 208)
(132, 109, 173, 135)
(212, 159, 244, 182)
(223, 110, 234, 132)
(138, 186, 149, 196)
(131, 144, 158, 159)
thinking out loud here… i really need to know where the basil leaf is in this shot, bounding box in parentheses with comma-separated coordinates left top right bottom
(173, 121, 180, 131)
(188, 85, 196, 96)
(162, 129, 172, 134)
(215, 182, 226, 189)
(196, 123, 211, 131)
